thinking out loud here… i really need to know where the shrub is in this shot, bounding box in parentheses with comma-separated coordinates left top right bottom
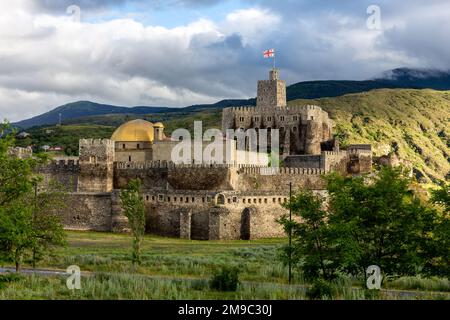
(306, 279, 335, 300)
(210, 266, 240, 292)
(0, 273, 23, 290)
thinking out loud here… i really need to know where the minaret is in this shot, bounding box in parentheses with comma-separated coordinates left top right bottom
(256, 68, 287, 109)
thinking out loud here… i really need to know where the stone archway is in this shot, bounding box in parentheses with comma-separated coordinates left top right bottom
(215, 193, 225, 205)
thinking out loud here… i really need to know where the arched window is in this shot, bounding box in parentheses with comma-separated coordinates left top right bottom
(216, 194, 225, 205)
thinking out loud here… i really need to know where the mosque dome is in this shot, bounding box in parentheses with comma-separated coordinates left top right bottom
(111, 119, 155, 142)
(153, 122, 164, 128)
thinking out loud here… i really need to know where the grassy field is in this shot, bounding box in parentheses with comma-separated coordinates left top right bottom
(0, 231, 448, 300)
(41, 232, 290, 283)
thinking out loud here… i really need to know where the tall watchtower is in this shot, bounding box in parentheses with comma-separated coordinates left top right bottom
(256, 68, 287, 109)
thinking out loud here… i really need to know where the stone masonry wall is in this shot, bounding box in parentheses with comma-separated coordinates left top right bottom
(141, 189, 297, 240)
(237, 167, 326, 192)
(284, 155, 322, 168)
(38, 160, 79, 192)
(58, 193, 112, 231)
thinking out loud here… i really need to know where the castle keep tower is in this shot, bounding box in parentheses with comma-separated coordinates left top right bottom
(222, 68, 335, 156)
(256, 69, 287, 109)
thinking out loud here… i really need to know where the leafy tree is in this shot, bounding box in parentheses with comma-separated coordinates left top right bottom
(326, 166, 442, 280)
(279, 166, 448, 287)
(120, 179, 146, 266)
(0, 121, 66, 271)
(29, 178, 67, 268)
(424, 182, 450, 277)
(279, 191, 340, 281)
(0, 203, 34, 272)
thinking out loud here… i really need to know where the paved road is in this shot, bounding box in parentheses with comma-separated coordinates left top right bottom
(1, 267, 448, 299)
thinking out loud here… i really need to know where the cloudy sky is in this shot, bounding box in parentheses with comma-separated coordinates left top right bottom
(1, 0, 450, 122)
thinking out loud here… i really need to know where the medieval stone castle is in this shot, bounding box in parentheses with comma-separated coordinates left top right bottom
(26, 69, 372, 240)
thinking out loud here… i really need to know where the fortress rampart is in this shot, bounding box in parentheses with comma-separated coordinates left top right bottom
(26, 68, 373, 240)
(38, 159, 80, 192)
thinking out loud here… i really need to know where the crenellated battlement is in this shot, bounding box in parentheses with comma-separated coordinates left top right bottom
(240, 167, 325, 175)
(347, 149, 371, 155)
(53, 159, 79, 167)
(225, 106, 257, 113)
(226, 104, 324, 114)
(322, 151, 348, 156)
(114, 161, 267, 170)
(287, 104, 323, 111)
(39, 159, 80, 172)
(79, 138, 115, 147)
(306, 104, 321, 111)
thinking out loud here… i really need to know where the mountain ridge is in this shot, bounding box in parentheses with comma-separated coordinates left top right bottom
(13, 68, 450, 129)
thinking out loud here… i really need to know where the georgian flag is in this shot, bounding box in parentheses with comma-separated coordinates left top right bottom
(263, 48, 275, 58)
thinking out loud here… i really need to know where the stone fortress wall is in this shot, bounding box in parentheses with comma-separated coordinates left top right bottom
(32, 68, 373, 240)
(38, 159, 80, 192)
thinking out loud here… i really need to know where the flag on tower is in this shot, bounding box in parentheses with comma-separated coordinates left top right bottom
(263, 48, 275, 58)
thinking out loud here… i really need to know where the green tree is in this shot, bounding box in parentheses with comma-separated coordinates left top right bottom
(0, 121, 66, 271)
(0, 203, 34, 272)
(326, 166, 442, 281)
(279, 191, 340, 281)
(29, 178, 67, 268)
(424, 182, 450, 277)
(120, 179, 146, 266)
(279, 166, 448, 288)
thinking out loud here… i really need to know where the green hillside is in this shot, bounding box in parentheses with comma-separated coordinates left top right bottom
(15, 124, 117, 156)
(289, 89, 450, 183)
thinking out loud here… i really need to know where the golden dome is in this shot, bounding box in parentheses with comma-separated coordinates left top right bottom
(153, 122, 164, 128)
(111, 119, 154, 142)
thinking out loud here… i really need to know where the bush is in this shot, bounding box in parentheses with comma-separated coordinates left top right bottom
(306, 279, 335, 300)
(0, 273, 23, 290)
(210, 266, 240, 292)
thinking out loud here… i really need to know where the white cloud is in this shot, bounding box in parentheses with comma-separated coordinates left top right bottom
(0, 1, 449, 122)
(0, 6, 251, 121)
(223, 8, 281, 45)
